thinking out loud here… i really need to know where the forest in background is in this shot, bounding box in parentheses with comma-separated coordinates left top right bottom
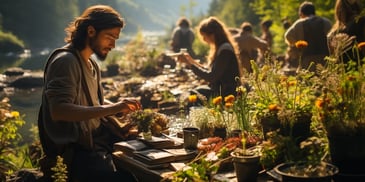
(0, 0, 211, 52)
(0, 0, 335, 55)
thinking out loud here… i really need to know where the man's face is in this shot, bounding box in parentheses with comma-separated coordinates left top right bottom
(89, 27, 121, 60)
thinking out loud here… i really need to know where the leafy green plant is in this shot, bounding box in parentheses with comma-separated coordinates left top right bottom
(250, 57, 316, 124)
(315, 37, 365, 136)
(0, 97, 25, 180)
(130, 109, 154, 133)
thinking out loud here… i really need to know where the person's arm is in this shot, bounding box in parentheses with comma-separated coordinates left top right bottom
(179, 53, 204, 68)
(253, 36, 269, 53)
(50, 99, 140, 122)
(46, 53, 141, 122)
(189, 50, 232, 83)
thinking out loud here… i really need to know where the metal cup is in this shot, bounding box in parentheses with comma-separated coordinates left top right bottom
(183, 127, 199, 150)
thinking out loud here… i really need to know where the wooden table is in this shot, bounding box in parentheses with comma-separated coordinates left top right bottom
(112, 151, 174, 181)
(112, 151, 277, 182)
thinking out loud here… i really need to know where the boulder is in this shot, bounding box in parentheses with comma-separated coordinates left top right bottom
(8, 74, 43, 89)
(3, 67, 26, 76)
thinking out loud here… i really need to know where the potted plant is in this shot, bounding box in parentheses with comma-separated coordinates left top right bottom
(225, 83, 263, 182)
(129, 109, 170, 140)
(188, 106, 215, 138)
(272, 136, 339, 182)
(246, 41, 340, 181)
(314, 33, 365, 180)
(249, 57, 317, 144)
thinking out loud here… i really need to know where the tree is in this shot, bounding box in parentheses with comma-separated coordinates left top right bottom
(0, 0, 78, 50)
(250, 0, 335, 54)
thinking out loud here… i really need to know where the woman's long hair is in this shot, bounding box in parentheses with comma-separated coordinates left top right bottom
(197, 17, 242, 81)
(64, 5, 125, 50)
(329, 0, 362, 34)
(197, 17, 240, 66)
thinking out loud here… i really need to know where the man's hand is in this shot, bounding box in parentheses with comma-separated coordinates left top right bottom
(116, 99, 142, 117)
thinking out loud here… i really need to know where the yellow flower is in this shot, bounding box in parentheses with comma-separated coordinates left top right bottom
(212, 96, 223, 106)
(236, 86, 246, 96)
(11, 111, 20, 118)
(188, 94, 198, 103)
(224, 95, 235, 104)
(295, 40, 308, 49)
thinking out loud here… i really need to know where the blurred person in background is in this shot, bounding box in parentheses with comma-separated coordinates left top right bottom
(284, 1, 332, 70)
(234, 21, 269, 73)
(327, 0, 365, 64)
(177, 16, 241, 98)
(170, 17, 196, 58)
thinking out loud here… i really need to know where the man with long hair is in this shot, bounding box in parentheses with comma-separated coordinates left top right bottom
(38, 5, 140, 182)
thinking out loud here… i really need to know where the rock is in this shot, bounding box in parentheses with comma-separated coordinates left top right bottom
(3, 67, 26, 76)
(8, 74, 43, 89)
(106, 64, 120, 77)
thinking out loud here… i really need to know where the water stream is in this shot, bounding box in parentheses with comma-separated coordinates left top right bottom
(1, 54, 46, 144)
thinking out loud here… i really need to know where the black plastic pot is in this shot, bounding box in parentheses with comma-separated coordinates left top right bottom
(328, 135, 365, 181)
(231, 146, 261, 182)
(274, 162, 339, 182)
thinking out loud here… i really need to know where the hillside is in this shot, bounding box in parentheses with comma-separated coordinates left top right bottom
(119, 0, 212, 32)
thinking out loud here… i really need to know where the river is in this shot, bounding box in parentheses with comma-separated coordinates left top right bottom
(1, 30, 166, 144)
(1, 53, 47, 144)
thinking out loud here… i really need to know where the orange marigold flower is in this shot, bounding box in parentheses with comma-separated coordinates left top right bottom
(295, 40, 308, 49)
(288, 80, 297, 86)
(224, 95, 235, 104)
(347, 75, 357, 81)
(315, 98, 324, 109)
(225, 102, 234, 108)
(209, 109, 216, 115)
(268, 104, 279, 111)
(337, 88, 343, 95)
(212, 96, 223, 105)
(188, 94, 198, 103)
(280, 75, 288, 83)
(358, 42, 365, 50)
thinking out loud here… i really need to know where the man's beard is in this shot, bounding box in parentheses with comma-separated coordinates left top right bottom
(89, 37, 107, 61)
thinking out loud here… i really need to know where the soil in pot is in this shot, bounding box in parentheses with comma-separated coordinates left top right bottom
(274, 162, 339, 182)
